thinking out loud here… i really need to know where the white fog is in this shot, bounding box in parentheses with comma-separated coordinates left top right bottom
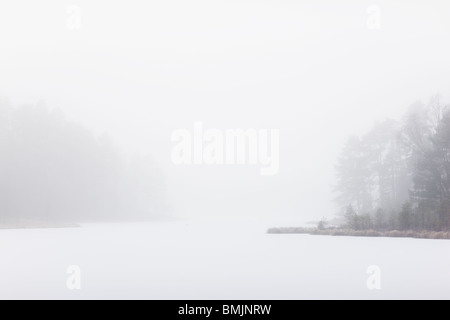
(1, 0, 450, 300)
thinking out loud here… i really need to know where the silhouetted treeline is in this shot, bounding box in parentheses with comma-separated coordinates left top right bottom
(0, 99, 164, 223)
(336, 95, 450, 231)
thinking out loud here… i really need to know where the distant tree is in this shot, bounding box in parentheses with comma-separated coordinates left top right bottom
(438, 199, 450, 230)
(408, 103, 450, 228)
(400, 101, 432, 156)
(374, 208, 385, 230)
(0, 101, 164, 223)
(335, 137, 373, 215)
(336, 121, 410, 218)
(360, 213, 372, 230)
(317, 217, 328, 230)
(398, 202, 412, 230)
(336, 95, 450, 232)
(344, 205, 357, 229)
(431, 111, 450, 201)
(387, 211, 398, 230)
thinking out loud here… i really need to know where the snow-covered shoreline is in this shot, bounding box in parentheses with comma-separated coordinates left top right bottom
(1, 220, 449, 300)
(268, 227, 450, 240)
(0, 221, 80, 230)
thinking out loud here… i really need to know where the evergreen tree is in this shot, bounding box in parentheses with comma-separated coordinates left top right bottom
(336, 95, 450, 231)
(399, 202, 412, 230)
(335, 136, 373, 215)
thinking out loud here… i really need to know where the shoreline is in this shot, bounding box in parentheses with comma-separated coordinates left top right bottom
(267, 227, 450, 240)
(0, 222, 80, 230)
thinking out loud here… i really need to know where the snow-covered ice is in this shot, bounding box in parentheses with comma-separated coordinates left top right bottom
(0, 220, 449, 299)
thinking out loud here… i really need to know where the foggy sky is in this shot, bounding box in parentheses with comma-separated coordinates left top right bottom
(1, 0, 450, 222)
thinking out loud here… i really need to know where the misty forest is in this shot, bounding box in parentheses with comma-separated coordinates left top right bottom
(2, 0, 450, 301)
(335, 95, 450, 233)
(2, 94, 450, 236)
(0, 99, 165, 225)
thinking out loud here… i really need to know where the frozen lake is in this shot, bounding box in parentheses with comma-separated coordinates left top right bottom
(1, 220, 449, 299)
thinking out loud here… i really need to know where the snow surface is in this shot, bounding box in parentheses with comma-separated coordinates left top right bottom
(0, 220, 449, 299)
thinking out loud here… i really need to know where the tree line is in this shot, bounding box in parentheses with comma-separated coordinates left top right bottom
(0, 99, 165, 223)
(335, 95, 450, 231)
